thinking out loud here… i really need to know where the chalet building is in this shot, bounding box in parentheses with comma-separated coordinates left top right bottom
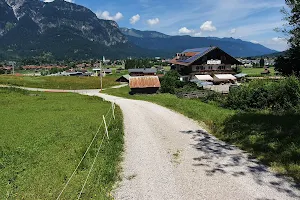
(169, 47, 241, 79)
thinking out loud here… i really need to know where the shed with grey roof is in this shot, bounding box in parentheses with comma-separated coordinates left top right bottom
(116, 74, 131, 83)
(128, 68, 157, 76)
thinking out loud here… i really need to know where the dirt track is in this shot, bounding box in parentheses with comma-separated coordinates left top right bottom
(81, 91, 300, 200)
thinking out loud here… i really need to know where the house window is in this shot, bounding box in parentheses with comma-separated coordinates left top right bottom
(196, 66, 200, 70)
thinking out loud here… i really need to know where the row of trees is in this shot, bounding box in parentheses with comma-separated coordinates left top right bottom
(275, 0, 300, 77)
(125, 58, 168, 69)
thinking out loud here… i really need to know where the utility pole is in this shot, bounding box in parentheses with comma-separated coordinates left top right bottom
(9, 61, 16, 75)
(100, 61, 103, 92)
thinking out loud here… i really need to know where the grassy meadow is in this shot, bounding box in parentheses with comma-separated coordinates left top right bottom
(104, 86, 300, 183)
(241, 66, 276, 77)
(0, 75, 119, 90)
(0, 87, 123, 199)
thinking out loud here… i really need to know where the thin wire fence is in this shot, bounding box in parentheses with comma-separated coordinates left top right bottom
(56, 102, 116, 200)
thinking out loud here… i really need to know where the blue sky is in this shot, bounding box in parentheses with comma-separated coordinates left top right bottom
(46, 0, 289, 51)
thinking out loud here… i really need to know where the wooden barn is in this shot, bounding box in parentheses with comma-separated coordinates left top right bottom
(129, 76, 161, 94)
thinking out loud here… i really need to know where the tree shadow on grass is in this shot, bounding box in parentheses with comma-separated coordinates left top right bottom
(222, 112, 300, 181)
(180, 112, 300, 198)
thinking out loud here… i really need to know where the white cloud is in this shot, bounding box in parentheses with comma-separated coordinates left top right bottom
(178, 27, 194, 34)
(147, 18, 160, 26)
(200, 21, 216, 32)
(250, 40, 259, 44)
(193, 32, 202, 37)
(230, 28, 236, 34)
(272, 37, 286, 43)
(96, 11, 123, 21)
(260, 37, 289, 51)
(130, 14, 140, 24)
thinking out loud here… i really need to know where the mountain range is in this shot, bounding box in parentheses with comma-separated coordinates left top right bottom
(0, 0, 278, 60)
(120, 28, 278, 57)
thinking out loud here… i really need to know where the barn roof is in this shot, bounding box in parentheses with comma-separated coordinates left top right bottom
(128, 68, 157, 74)
(169, 46, 241, 66)
(116, 74, 131, 82)
(129, 76, 161, 89)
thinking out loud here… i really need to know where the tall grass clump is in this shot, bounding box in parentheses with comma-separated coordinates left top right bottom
(226, 76, 300, 112)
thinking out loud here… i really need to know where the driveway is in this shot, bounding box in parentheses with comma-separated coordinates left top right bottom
(80, 91, 300, 200)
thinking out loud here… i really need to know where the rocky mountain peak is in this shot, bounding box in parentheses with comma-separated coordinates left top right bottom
(1, 0, 126, 46)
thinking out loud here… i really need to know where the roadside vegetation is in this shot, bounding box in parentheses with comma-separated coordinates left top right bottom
(0, 75, 119, 90)
(0, 87, 123, 199)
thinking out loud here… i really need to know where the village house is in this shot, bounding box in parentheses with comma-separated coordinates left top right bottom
(0, 66, 13, 73)
(169, 47, 241, 80)
(22, 65, 67, 71)
(92, 68, 112, 76)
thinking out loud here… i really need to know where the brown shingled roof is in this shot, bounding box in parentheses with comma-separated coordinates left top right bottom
(184, 52, 198, 57)
(129, 76, 161, 89)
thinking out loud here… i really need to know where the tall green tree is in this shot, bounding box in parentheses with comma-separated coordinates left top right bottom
(275, 0, 300, 76)
(260, 58, 265, 67)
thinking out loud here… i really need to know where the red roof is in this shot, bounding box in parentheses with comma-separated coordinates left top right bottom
(129, 76, 161, 89)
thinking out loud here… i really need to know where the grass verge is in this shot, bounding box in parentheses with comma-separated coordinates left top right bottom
(0, 87, 123, 199)
(104, 86, 300, 183)
(0, 75, 119, 90)
(241, 66, 275, 77)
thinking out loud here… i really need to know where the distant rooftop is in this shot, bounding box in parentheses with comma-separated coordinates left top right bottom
(128, 68, 157, 73)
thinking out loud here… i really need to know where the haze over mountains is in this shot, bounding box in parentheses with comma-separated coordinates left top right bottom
(0, 0, 277, 60)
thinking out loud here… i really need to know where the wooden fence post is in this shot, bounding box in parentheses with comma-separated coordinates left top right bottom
(103, 115, 109, 140)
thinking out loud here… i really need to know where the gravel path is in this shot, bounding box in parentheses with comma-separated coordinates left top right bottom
(79, 91, 300, 200)
(4, 85, 299, 200)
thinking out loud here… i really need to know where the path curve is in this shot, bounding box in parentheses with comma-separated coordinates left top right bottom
(3, 86, 300, 200)
(80, 91, 300, 200)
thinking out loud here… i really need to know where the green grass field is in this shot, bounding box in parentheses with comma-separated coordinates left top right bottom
(0, 87, 123, 199)
(241, 67, 276, 77)
(104, 86, 300, 183)
(0, 75, 119, 90)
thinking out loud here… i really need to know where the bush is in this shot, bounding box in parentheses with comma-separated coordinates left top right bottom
(199, 90, 227, 106)
(160, 70, 182, 94)
(226, 76, 300, 112)
(175, 82, 199, 94)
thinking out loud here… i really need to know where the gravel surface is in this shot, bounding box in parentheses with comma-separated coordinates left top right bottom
(7, 86, 300, 200)
(80, 92, 300, 200)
